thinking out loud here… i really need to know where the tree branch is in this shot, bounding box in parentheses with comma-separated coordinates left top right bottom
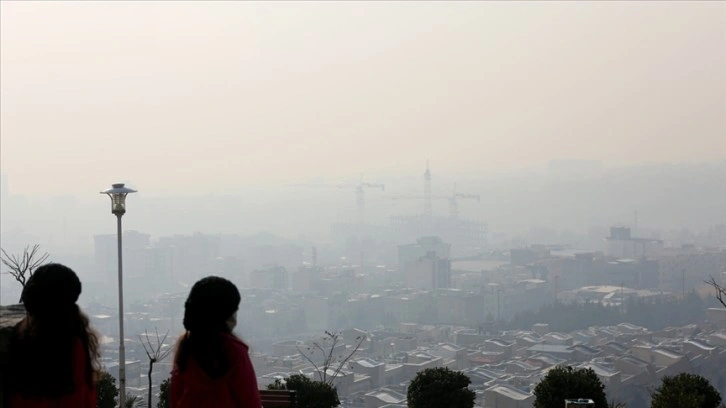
(297, 344, 323, 382)
(322, 332, 340, 383)
(1, 245, 50, 297)
(139, 327, 171, 408)
(706, 276, 726, 309)
(330, 334, 366, 384)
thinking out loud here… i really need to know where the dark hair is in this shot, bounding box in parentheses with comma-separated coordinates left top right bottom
(8, 263, 100, 398)
(174, 276, 241, 379)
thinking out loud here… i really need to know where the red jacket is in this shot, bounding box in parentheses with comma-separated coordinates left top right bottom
(170, 333, 262, 408)
(8, 338, 96, 408)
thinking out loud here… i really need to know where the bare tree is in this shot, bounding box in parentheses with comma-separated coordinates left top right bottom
(297, 330, 366, 385)
(139, 328, 173, 408)
(124, 394, 144, 408)
(1, 244, 50, 300)
(706, 276, 726, 309)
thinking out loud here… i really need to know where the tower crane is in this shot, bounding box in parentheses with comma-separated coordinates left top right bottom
(289, 175, 384, 225)
(449, 184, 480, 220)
(387, 183, 480, 219)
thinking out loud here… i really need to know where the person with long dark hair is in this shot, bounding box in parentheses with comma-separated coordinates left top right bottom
(7, 263, 100, 408)
(171, 276, 261, 407)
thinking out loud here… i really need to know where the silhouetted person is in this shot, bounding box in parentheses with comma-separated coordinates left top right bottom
(171, 276, 262, 407)
(7, 263, 99, 408)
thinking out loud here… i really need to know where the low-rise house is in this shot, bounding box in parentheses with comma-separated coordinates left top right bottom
(571, 344, 602, 362)
(683, 339, 717, 357)
(364, 388, 407, 408)
(484, 384, 534, 408)
(543, 332, 573, 346)
(525, 344, 575, 360)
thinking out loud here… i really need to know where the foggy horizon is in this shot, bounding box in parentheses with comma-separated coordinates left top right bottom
(2, 1, 725, 196)
(1, 0, 725, 261)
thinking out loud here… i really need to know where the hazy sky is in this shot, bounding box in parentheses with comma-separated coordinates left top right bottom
(1, 1, 725, 196)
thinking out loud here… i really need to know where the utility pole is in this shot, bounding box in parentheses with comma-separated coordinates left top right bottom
(496, 288, 502, 322)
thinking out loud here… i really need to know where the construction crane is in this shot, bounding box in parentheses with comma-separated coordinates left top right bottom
(448, 184, 481, 220)
(289, 176, 384, 225)
(387, 183, 480, 220)
(388, 160, 434, 217)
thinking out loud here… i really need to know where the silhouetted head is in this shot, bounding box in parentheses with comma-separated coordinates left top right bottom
(21, 263, 82, 316)
(183, 276, 240, 333)
(176, 276, 242, 378)
(9, 263, 99, 399)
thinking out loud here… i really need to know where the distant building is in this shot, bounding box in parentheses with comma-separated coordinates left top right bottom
(292, 265, 322, 293)
(156, 233, 221, 282)
(94, 230, 150, 283)
(404, 251, 451, 291)
(250, 265, 288, 290)
(605, 227, 662, 258)
(398, 236, 451, 271)
(542, 249, 659, 292)
(303, 296, 329, 331)
(212, 256, 246, 287)
(559, 285, 669, 306)
(510, 248, 540, 265)
(596, 258, 659, 289)
(658, 247, 726, 292)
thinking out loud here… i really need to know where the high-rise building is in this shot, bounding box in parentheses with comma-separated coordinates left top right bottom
(404, 251, 451, 291)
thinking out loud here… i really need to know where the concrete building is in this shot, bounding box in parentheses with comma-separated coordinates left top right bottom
(403, 251, 451, 291)
(398, 236, 451, 272)
(657, 247, 726, 292)
(604, 227, 662, 259)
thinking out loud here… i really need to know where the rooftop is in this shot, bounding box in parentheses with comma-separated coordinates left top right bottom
(526, 344, 574, 355)
(365, 389, 406, 404)
(485, 384, 532, 401)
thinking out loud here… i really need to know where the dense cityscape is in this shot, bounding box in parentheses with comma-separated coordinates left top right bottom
(1, 2, 725, 408)
(3, 162, 726, 408)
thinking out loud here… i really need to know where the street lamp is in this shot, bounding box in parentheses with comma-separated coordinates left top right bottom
(101, 182, 137, 408)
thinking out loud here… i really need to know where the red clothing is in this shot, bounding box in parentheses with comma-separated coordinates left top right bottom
(8, 338, 96, 408)
(171, 333, 262, 408)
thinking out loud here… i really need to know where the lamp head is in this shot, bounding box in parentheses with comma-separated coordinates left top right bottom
(100, 183, 137, 216)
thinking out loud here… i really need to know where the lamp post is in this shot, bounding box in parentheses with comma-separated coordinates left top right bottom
(101, 182, 137, 408)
